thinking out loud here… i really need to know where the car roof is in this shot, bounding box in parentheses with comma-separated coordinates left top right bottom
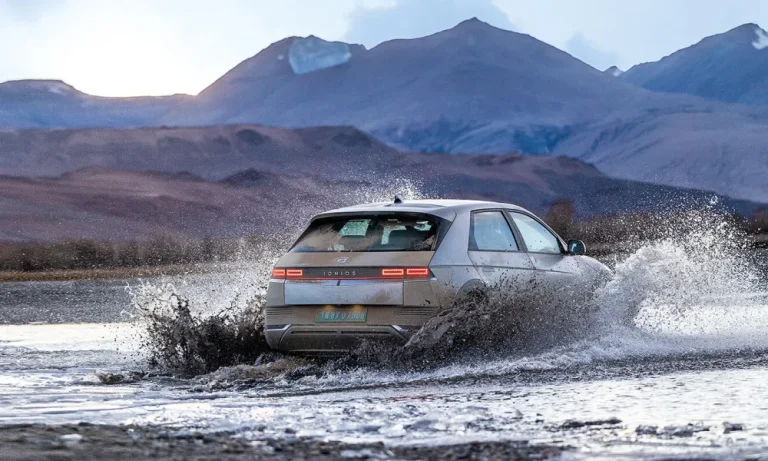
(313, 199, 532, 221)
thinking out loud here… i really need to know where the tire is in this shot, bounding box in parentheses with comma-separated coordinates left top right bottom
(454, 281, 489, 307)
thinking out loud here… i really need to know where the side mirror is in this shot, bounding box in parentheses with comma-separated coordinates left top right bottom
(567, 239, 586, 256)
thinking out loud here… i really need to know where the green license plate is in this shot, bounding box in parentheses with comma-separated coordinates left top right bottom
(315, 307, 368, 323)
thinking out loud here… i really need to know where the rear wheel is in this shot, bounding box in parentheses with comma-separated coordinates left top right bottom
(453, 281, 489, 308)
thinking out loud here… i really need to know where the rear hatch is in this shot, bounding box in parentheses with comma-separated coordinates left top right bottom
(275, 213, 444, 307)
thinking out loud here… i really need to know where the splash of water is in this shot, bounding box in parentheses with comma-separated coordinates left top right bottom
(595, 210, 764, 340)
(125, 179, 432, 376)
(128, 281, 270, 376)
(317, 209, 768, 384)
(126, 200, 768, 385)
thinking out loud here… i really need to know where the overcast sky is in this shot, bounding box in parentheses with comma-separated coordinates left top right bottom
(1, 0, 767, 96)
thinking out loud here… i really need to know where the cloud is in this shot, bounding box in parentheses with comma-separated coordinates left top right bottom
(564, 32, 620, 71)
(344, 0, 514, 47)
(0, 0, 64, 22)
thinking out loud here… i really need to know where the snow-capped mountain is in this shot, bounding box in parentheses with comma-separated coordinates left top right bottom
(159, 19, 768, 202)
(622, 24, 768, 105)
(165, 18, 644, 155)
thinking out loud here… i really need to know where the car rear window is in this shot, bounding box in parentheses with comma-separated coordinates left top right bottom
(290, 214, 439, 252)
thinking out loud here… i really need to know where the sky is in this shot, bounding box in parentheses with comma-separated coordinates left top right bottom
(2, 0, 768, 96)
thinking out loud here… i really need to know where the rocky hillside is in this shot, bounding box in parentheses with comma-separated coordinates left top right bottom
(622, 24, 768, 105)
(2, 20, 768, 202)
(0, 125, 761, 243)
(0, 80, 187, 129)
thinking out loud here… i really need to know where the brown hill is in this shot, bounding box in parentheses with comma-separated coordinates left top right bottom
(0, 168, 329, 242)
(0, 124, 396, 179)
(0, 125, 761, 242)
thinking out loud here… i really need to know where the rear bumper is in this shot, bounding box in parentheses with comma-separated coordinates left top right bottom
(264, 273, 446, 354)
(265, 324, 408, 354)
(264, 305, 438, 353)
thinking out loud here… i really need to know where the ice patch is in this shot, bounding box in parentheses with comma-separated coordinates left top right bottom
(46, 81, 73, 94)
(752, 27, 768, 50)
(289, 36, 352, 75)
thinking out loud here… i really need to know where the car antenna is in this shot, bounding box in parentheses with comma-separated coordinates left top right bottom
(394, 195, 403, 204)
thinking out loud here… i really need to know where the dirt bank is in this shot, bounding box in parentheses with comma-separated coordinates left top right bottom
(0, 424, 564, 461)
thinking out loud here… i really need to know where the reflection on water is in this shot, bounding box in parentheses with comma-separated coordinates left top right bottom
(0, 264, 264, 325)
(0, 280, 131, 324)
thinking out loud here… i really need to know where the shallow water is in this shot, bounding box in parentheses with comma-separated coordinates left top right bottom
(2, 240, 768, 459)
(3, 322, 768, 460)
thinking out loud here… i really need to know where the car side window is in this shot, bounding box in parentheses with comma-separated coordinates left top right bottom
(509, 213, 562, 254)
(469, 211, 519, 251)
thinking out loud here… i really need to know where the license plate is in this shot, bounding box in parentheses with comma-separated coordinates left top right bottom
(315, 307, 368, 323)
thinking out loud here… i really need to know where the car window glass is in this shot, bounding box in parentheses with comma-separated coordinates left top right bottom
(291, 215, 438, 252)
(509, 213, 561, 254)
(470, 211, 518, 251)
(339, 219, 370, 236)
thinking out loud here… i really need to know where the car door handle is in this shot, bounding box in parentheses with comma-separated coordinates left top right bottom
(481, 268, 495, 273)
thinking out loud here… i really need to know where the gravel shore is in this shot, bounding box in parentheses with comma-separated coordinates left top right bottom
(0, 424, 564, 460)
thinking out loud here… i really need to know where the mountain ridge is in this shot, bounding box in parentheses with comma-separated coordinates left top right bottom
(1, 20, 768, 202)
(621, 23, 768, 104)
(0, 124, 762, 244)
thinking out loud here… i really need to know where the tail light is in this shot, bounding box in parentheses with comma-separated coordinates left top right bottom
(381, 268, 405, 278)
(274, 267, 431, 280)
(406, 267, 431, 278)
(286, 269, 304, 278)
(381, 267, 431, 279)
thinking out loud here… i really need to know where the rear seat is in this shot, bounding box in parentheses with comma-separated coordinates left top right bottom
(388, 229, 428, 250)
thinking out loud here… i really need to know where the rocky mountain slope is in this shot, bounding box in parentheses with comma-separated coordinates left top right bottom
(0, 124, 395, 178)
(163, 19, 646, 155)
(2, 20, 768, 202)
(0, 79, 187, 129)
(622, 24, 768, 105)
(0, 125, 761, 242)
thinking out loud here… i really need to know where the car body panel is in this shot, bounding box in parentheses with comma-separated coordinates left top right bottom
(276, 251, 435, 268)
(284, 280, 404, 305)
(468, 250, 535, 286)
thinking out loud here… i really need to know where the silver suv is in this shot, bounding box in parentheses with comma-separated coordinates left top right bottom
(265, 199, 607, 354)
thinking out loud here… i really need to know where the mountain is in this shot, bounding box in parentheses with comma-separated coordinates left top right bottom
(604, 66, 623, 77)
(158, 19, 768, 202)
(0, 79, 189, 129)
(2, 20, 768, 203)
(0, 125, 761, 243)
(165, 18, 650, 154)
(622, 24, 768, 105)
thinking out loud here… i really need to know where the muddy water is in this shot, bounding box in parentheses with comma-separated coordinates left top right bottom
(1, 246, 768, 459)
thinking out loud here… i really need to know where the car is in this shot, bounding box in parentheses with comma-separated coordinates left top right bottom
(264, 199, 609, 354)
